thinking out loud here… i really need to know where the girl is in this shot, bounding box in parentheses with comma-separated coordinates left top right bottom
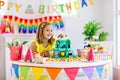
(31, 22, 56, 57)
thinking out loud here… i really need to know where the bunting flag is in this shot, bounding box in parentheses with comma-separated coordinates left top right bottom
(46, 68, 62, 80)
(14, 16, 19, 22)
(24, 19, 28, 25)
(96, 65, 104, 78)
(82, 67, 94, 80)
(19, 66, 30, 80)
(43, 16, 47, 21)
(8, 15, 13, 23)
(26, 69, 35, 80)
(3, 15, 8, 19)
(12, 64, 110, 80)
(12, 64, 19, 78)
(32, 67, 45, 80)
(64, 68, 79, 80)
(29, 19, 33, 25)
(48, 16, 53, 23)
(34, 19, 38, 25)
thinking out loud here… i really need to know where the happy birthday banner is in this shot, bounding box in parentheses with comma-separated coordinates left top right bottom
(11, 64, 110, 80)
(1, 15, 64, 34)
(6, 0, 94, 16)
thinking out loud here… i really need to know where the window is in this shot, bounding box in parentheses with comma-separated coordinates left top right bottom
(117, 15, 120, 65)
(115, 0, 120, 65)
(117, 0, 120, 10)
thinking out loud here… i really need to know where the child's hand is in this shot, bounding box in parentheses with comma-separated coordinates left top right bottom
(33, 52, 39, 57)
(44, 51, 50, 57)
(41, 51, 52, 57)
(40, 51, 49, 57)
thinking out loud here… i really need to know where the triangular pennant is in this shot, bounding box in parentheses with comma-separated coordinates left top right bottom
(25, 47, 33, 62)
(26, 69, 35, 80)
(3, 15, 8, 19)
(14, 16, 19, 22)
(34, 19, 38, 25)
(32, 67, 44, 80)
(8, 15, 13, 22)
(39, 18, 42, 22)
(96, 65, 104, 78)
(29, 19, 33, 25)
(19, 66, 30, 80)
(87, 48, 95, 61)
(34, 19, 38, 23)
(82, 67, 94, 80)
(64, 68, 79, 80)
(12, 64, 19, 78)
(54, 16, 57, 19)
(44, 16, 47, 21)
(24, 19, 28, 25)
(11, 68, 18, 80)
(49, 16, 52, 21)
(46, 68, 61, 80)
(58, 15, 61, 18)
(19, 18, 23, 24)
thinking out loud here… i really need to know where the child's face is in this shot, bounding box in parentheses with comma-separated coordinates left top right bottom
(43, 25, 53, 40)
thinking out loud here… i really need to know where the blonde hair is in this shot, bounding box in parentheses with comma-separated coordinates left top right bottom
(36, 22, 55, 44)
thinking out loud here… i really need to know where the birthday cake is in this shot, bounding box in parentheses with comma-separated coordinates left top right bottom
(53, 34, 74, 58)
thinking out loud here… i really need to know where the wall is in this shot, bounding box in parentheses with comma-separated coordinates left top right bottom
(64, 0, 103, 51)
(1, 0, 113, 53)
(100, 0, 114, 41)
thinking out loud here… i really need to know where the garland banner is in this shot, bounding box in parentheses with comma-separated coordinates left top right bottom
(11, 63, 110, 80)
(1, 15, 64, 34)
(6, 0, 94, 16)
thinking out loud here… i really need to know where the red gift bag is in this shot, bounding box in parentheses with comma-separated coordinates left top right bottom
(10, 46, 21, 61)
